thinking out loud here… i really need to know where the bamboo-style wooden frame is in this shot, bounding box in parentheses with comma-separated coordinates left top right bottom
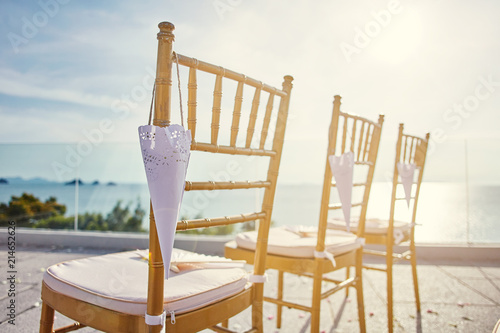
(39, 21, 293, 333)
(362, 124, 429, 333)
(226, 95, 384, 333)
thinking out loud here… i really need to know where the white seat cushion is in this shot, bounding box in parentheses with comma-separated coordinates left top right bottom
(328, 217, 411, 235)
(235, 226, 361, 258)
(43, 249, 248, 316)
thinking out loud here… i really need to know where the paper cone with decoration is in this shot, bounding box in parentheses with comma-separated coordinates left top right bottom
(328, 151, 354, 231)
(397, 162, 416, 207)
(139, 124, 191, 277)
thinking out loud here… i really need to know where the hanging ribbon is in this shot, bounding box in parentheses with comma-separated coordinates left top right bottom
(139, 50, 191, 278)
(397, 162, 416, 207)
(328, 151, 354, 232)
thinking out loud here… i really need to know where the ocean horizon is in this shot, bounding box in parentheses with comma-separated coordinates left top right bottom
(1, 181, 498, 244)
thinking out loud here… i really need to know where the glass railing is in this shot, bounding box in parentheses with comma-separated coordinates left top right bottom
(1, 141, 498, 244)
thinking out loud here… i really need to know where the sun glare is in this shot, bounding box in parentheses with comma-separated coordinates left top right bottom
(371, 10, 424, 64)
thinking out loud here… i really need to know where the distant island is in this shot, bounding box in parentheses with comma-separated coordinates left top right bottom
(2, 177, 54, 185)
(64, 179, 84, 186)
(1, 177, 122, 186)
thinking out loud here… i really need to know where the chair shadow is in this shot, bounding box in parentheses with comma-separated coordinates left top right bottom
(415, 311, 422, 333)
(299, 317, 312, 333)
(329, 297, 349, 333)
(296, 296, 356, 333)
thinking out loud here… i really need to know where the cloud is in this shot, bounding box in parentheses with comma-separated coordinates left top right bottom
(0, 68, 116, 108)
(1, 0, 500, 184)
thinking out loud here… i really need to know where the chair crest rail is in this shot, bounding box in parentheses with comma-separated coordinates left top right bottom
(175, 53, 287, 97)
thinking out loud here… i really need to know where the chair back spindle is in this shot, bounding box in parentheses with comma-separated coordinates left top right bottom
(187, 66, 197, 137)
(230, 81, 244, 147)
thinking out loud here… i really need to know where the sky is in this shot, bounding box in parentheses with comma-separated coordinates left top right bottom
(1, 0, 500, 184)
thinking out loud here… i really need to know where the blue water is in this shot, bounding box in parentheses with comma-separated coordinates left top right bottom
(0, 182, 499, 244)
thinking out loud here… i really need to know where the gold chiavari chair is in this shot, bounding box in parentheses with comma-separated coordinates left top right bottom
(226, 95, 384, 333)
(329, 123, 430, 333)
(39, 21, 293, 333)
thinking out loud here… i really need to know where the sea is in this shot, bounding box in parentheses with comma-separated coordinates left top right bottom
(1, 182, 499, 244)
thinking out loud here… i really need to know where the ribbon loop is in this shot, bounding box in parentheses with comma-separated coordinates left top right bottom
(145, 310, 167, 332)
(314, 250, 336, 268)
(248, 273, 268, 283)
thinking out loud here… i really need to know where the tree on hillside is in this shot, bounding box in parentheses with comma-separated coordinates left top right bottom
(105, 200, 145, 232)
(33, 199, 146, 232)
(0, 193, 145, 232)
(0, 193, 66, 227)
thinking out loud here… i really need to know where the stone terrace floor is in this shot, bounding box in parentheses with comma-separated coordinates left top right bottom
(1, 245, 499, 332)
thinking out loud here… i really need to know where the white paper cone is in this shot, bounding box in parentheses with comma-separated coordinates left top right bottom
(397, 162, 416, 207)
(328, 151, 354, 232)
(139, 124, 191, 278)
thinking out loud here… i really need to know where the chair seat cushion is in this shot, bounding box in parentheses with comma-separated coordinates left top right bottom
(328, 217, 411, 235)
(43, 249, 248, 316)
(235, 226, 361, 258)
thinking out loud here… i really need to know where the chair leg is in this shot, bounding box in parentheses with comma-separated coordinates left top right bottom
(355, 249, 366, 333)
(310, 267, 322, 333)
(386, 246, 394, 333)
(39, 301, 54, 333)
(252, 282, 264, 332)
(221, 319, 229, 328)
(410, 239, 421, 312)
(277, 270, 284, 328)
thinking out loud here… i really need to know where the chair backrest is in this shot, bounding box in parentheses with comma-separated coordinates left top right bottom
(389, 124, 430, 228)
(147, 21, 293, 321)
(317, 95, 384, 252)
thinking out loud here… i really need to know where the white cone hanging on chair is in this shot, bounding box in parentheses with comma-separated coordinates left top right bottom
(139, 124, 191, 278)
(328, 151, 354, 232)
(397, 162, 416, 207)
